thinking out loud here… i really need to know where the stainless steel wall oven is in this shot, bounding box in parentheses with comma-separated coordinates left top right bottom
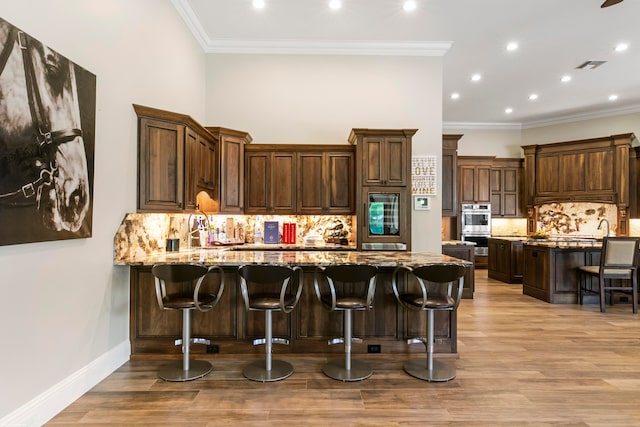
(460, 203, 491, 256)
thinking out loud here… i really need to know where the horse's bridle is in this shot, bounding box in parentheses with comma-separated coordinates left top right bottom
(0, 29, 83, 206)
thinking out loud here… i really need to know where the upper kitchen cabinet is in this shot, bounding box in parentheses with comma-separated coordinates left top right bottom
(297, 147, 355, 215)
(196, 130, 216, 192)
(442, 134, 462, 216)
(134, 104, 212, 212)
(522, 133, 637, 235)
(490, 158, 523, 218)
(457, 156, 492, 204)
(206, 127, 252, 214)
(245, 146, 296, 214)
(348, 128, 416, 187)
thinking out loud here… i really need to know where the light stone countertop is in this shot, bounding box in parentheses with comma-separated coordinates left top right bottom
(115, 247, 472, 268)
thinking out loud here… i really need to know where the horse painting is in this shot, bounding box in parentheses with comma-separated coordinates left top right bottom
(0, 17, 95, 246)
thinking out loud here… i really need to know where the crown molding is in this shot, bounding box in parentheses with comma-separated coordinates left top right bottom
(443, 122, 523, 131)
(171, 0, 451, 56)
(521, 103, 640, 129)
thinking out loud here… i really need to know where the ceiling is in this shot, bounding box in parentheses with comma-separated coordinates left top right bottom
(172, 0, 640, 128)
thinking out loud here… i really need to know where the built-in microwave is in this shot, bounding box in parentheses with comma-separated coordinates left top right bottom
(360, 187, 408, 250)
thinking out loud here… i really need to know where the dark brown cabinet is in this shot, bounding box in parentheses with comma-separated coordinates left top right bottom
(522, 244, 601, 304)
(351, 129, 413, 187)
(136, 116, 185, 211)
(442, 243, 475, 298)
(490, 158, 523, 217)
(488, 238, 524, 283)
(207, 127, 252, 214)
(245, 148, 296, 214)
(197, 132, 216, 192)
(442, 135, 462, 216)
(297, 149, 355, 214)
(457, 156, 492, 204)
(522, 134, 636, 235)
(130, 266, 457, 355)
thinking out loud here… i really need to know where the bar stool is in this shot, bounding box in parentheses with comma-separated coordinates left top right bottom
(392, 263, 465, 382)
(314, 264, 378, 381)
(151, 263, 225, 381)
(238, 264, 303, 382)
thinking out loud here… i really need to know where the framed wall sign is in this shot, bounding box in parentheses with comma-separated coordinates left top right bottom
(412, 155, 436, 196)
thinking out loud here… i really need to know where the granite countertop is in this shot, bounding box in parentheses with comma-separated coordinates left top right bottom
(442, 240, 476, 246)
(115, 248, 472, 268)
(523, 239, 603, 248)
(489, 236, 528, 241)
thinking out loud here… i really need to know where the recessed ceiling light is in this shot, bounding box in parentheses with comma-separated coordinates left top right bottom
(450, 92, 460, 100)
(614, 43, 629, 52)
(609, 94, 619, 101)
(561, 75, 572, 83)
(403, 1, 417, 12)
(529, 93, 538, 101)
(252, 0, 265, 9)
(506, 42, 519, 51)
(329, 0, 342, 10)
(505, 108, 513, 114)
(471, 73, 482, 82)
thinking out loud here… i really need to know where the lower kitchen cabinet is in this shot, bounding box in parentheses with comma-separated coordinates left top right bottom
(488, 238, 524, 283)
(129, 266, 457, 355)
(442, 243, 475, 298)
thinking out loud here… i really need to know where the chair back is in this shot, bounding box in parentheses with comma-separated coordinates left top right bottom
(151, 263, 224, 312)
(392, 263, 466, 311)
(237, 264, 303, 313)
(602, 237, 639, 268)
(314, 264, 378, 311)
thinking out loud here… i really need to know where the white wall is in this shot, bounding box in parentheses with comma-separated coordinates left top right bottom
(205, 54, 444, 252)
(0, 0, 206, 424)
(522, 112, 640, 146)
(445, 127, 524, 158)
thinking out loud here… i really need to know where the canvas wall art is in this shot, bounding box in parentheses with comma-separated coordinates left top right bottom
(0, 17, 96, 246)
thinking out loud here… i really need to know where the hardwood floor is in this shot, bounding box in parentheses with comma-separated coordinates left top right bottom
(47, 270, 640, 426)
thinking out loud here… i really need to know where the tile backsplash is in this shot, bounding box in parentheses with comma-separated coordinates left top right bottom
(114, 213, 355, 261)
(536, 202, 617, 237)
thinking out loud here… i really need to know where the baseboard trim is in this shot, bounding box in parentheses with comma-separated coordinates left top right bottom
(0, 340, 130, 427)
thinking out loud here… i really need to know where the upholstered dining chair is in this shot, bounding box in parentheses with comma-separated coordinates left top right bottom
(578, 236, 639, 313)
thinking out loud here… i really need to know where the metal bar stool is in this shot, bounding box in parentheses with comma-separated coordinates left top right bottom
(392, 263, 466, 382)
(238, 264, 303, 382)
(314, 264, 378, 382)
(151, 263, 225, 381)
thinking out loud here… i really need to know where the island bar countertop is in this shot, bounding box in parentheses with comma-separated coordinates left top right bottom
(115, 247, 472, 268)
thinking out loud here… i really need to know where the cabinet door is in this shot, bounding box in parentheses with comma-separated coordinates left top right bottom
(490, 169, 503, 216)
(476, 166, 491, 202)
(502, 167, 520, 216)
(326, 151, 354, 214)
(245, 151, 269, 213)
(271, 152, 296, 213)
(361, 136, 408, 186)
(385, 136, 408, 186)
(138, 118, 184, 211)
(219, 136, 244, 213)
(442, 144, 457, 216)
(183, 127, 198, 211)
(297, 152, 324, 214)
(459, 166, 476, 204)
(197, 135, 216, 190)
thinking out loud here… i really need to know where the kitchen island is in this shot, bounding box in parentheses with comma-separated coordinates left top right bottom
(117, 248, 471, 356)
(522, 239, 603, 304)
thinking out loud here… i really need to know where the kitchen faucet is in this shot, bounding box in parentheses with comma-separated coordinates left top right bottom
(187, 210, 210, 248)
(597, 218, 610, 237)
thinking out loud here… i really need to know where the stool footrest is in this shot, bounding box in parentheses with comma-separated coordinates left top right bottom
(328, 337, 362, 345)
(252, 337, 290, 346)
(174, 338, 211, 346)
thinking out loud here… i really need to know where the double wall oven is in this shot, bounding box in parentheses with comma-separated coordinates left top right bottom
(460, 203, 491, 256)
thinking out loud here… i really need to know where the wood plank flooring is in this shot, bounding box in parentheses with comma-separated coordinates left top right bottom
(47, 270, 640, 426)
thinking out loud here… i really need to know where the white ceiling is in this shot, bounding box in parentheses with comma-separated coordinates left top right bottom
(172, 0, 640, 128)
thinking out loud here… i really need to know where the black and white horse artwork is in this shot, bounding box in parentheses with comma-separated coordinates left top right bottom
(0, 17, 95, 246)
